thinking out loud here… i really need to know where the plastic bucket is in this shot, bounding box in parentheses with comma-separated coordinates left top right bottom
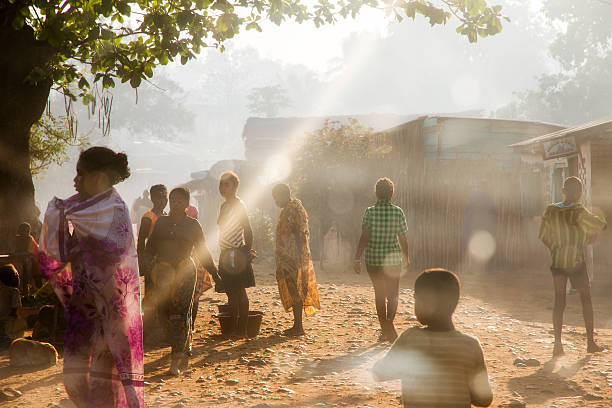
(217, 304, 231, 313)
(213, 311, 264, 338)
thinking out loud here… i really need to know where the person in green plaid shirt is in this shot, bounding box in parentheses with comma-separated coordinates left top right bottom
(354, 177, 410, 342)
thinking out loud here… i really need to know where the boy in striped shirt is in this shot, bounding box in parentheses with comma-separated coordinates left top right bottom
(373, 269, 492, 408)
(539, 176, 607, 357)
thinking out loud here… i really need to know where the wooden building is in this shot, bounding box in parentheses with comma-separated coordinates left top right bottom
(511, 117, 612, 281)
(376, 116, 563, 272)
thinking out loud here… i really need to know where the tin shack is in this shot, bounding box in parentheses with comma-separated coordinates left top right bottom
(376, 116, 564, 271)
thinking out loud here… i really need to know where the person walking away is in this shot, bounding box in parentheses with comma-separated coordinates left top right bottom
(38, 146, 144, 408)
(143, 187, 220, 375)
(272, 184, 320, 336)
(539, 176, 607, 357)
(217, 171, 256, 339)
(354, 177, 410, 342)
(373, 268, 493, 408)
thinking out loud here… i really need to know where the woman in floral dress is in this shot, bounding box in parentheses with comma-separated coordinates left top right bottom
(39, 146, 144, 407)
(272, 183, 320, 336)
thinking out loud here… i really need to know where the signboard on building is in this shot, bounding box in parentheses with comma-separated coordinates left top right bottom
(543, 136, 578, 160)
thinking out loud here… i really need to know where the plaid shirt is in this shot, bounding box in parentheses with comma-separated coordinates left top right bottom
(362, 200, 408, 266)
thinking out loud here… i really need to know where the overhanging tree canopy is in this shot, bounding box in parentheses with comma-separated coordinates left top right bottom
(7, 0, 506, 102)
(0, 0, 506, 251)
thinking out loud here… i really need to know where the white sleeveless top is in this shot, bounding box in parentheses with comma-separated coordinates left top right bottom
(218, 199, 246, 250)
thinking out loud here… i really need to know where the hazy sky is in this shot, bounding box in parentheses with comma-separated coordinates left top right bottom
(35, 0, 560, 209)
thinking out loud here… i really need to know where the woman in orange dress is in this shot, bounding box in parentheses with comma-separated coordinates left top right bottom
(272, 183, 320, 336)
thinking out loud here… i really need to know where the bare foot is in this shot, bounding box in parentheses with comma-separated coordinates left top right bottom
(282, 327, 305, 337)
(553, 343, 565, 357)
(168, 357, 181, 376)
(386, 324, 398, 342)
(587, 341, 605, 353)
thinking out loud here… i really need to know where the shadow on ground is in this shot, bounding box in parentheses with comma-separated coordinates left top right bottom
(507, 356, 591, 405)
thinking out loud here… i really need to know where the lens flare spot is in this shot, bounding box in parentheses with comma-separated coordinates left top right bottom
(468, 230, 496, 262)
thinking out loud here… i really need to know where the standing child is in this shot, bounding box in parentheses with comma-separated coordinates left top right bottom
(373, 268, 492, 408)
(539, 176, 607, 357)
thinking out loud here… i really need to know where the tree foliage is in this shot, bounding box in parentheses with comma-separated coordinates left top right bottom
(30, 114, 87, 176)
(4, 0, 506, 109)
(247, 84, 292, 117)
(249, 208, 275, 256)
(289, 119, 391, 247)
(498, 1, 612, 125)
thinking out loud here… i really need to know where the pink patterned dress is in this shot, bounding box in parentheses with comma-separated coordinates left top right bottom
(39, 188, 144, 408)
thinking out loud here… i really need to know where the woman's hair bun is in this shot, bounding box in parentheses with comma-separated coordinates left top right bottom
(112, 152, 130, 183)
(79, 146, 131, 185)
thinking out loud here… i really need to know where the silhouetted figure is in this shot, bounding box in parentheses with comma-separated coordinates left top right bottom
(13, 222, 41, 292)
(272, 183, 320, 337)
(373, 268, 493, 408)
(132, 189, 153, 229)
(137, 184, 168, 294)
(137, 184, 168, 344)
(539, 176, 607, 357)
(354, 177, 410, 342)
(144, 187, 219, 375)
(217, 171, 256, 339)
(0, 264, 24, 347)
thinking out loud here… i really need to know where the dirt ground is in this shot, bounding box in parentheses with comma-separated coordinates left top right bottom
(2, 260, 612, 408)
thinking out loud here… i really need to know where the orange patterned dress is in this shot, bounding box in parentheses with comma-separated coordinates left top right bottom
(275, 199, 320, 317)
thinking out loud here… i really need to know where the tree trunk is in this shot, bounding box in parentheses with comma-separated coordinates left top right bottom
(0, 12, 55, 252)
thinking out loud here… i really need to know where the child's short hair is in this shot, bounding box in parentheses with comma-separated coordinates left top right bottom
(150, 184, 167, 197)
(17, 222, 31, 236)
(415, 268, 460, 319)
(0, 264, 20, 288)
(220, 171, 240, 189)
(169, 186, 190, 201)
(563, 176, 583, 191)
(375, 177, 394, 200)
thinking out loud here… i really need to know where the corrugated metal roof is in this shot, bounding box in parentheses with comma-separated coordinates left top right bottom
(510, 116, 612, 148)
(379, 115, 563, 135)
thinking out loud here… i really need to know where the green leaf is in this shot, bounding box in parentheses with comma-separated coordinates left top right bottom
(129, 76, 142, 88)
(144, 64, 153, 78)
(102, 76, 115, 88)
(246, 22, 262, 32)
(78, 77, 90, 89)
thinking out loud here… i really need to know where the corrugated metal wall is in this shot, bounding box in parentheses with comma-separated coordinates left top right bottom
(377, 118, 554, 272)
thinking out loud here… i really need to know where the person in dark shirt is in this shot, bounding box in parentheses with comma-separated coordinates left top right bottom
(144, 187, 220, 376)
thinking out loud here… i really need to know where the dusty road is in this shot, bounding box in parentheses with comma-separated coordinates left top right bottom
(2, 261, 612, 407)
